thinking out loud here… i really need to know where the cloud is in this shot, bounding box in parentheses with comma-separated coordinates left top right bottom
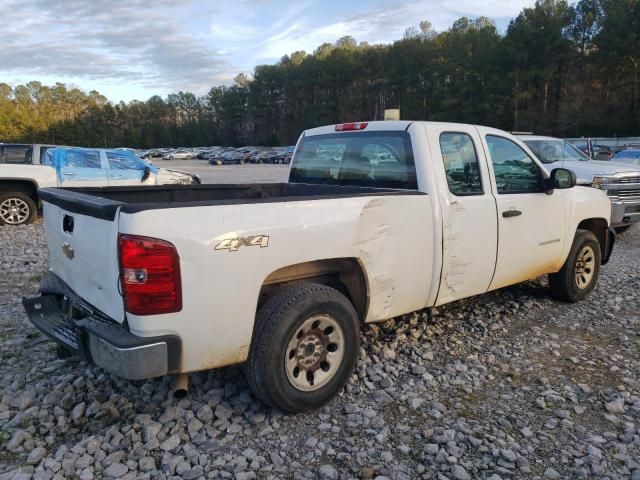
(0, 0, 230, 95)
(0, 0, 537, 101)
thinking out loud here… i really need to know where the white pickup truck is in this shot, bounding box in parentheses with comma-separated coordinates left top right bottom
(0, 144, 199, 225)
(23, 121, 615, 412)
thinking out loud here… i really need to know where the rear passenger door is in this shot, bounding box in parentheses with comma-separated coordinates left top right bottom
(425, 125, 498, 305)
(58, 149, 109, 187)
(480, 132, 566, 290)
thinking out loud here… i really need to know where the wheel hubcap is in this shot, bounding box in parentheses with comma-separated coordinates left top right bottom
(0, 198, 30, 224)
(285, 314, 345, 392)
(575, 245, 595, 290)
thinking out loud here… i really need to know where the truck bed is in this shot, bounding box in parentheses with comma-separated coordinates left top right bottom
(38, 183, 422, 220)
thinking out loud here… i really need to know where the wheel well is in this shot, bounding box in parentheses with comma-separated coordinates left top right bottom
(576, 218, 608, 260)
(0, 180, 39, 200)
(258, 258, 369, 321)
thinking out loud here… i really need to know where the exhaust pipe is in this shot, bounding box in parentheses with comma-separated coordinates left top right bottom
(172, 373, 189, 399)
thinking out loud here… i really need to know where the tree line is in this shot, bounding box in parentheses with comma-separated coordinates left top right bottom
(1, 0, 638, 148)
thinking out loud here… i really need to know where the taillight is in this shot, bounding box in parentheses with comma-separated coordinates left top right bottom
(335, 122, 368, 131)
(118, 234, 182, 315)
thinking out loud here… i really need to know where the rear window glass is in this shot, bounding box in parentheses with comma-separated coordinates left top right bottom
(0, 145, 31, 164)
(290, 131, 417, 189)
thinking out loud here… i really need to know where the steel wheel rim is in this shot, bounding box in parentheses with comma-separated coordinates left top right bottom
(0, 198, 30, 224)
(284, 314, 345, 392)
(575, 245, 595, 289)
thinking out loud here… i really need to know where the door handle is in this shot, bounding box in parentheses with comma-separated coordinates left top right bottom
(502, 210, 522, 218)
(63, 171, 76, 175)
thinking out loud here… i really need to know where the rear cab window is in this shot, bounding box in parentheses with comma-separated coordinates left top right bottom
(290, 131, 417, 189)
(0, 144, 32, 164)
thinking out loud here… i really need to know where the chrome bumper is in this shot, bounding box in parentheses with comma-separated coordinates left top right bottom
(604, 181, 640, 227)
(610, 200, 640, 226)
(23, 281, 181, 380)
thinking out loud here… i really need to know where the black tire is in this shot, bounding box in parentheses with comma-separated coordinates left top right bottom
(548, 229, 601, 302)
(245, 283, 360, 413)
(0, 192, 37, 226)
(614, 225, 631, 234)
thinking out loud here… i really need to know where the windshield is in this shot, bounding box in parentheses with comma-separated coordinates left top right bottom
(290, 131, 417, 189)
(524, 139, 590, 163)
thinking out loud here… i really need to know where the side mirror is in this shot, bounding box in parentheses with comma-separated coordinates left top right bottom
(141, 166, 151, 182)
(548, 168, 576, 190)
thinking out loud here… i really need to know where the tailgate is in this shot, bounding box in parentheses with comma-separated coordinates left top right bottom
(39, 188, 125, 322)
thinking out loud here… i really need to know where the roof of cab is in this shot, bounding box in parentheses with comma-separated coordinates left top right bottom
(302, 120, 518, 137)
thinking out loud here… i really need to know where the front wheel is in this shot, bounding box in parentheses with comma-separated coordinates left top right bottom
(245, 283, 360, 412)
(548, 229, 601, 302)
(0, 192, 37, 225)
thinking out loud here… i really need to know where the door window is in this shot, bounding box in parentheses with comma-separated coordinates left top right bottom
(106, 151, 144, 170)
(486, 135, 543, 194)
(439, 133, 483, 195)
(63, 150, 102, 168)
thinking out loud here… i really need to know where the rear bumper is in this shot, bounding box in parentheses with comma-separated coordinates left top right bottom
(22, 284, 181, 380)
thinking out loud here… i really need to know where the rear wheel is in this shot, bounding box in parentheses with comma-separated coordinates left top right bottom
(549, 229, 601, 302)
(245, 283, 360, 412)
(0, 192, 37, 225)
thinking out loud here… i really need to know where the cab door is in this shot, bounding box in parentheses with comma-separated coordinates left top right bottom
(426, 124, 498, 305)
(56, 149, 109, 187)
(479, 130, 566, 290)
(105, 150, 148, 186)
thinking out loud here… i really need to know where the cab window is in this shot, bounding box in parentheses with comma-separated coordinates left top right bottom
(486, 135, 543, 194)
(290, 131, 417, 189)
(106, 151, 144, 170)
(0, 145, 31, 164)
(64, 150, 102, 168)
(439, 133, 483, 195)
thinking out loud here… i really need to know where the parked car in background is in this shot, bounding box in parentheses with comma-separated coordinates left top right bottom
(141, 149, 164, 159)
(575, 139, 614, 160)
(612, 148, 640, 166)
(24, 121, 614, 413)
(162, 149, 194, 160)
(518, 135, 640, 232)
(0, 145, 199, 225)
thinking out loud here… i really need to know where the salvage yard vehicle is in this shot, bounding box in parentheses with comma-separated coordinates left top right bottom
(0, 146, 199, 225)
(24, 121, 615, 413)
(162, 149, 194, 160)
(518, 135, 640, 232)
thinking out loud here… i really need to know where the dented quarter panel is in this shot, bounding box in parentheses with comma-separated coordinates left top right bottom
(119, 193, 434, 373)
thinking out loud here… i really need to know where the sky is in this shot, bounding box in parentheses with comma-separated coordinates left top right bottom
(0, 0, 536, 103)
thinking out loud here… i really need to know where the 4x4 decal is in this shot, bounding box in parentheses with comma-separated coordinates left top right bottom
(215, 235, 270, 252)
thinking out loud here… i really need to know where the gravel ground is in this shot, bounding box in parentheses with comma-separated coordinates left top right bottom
(151, 161, 289, 185)
(0, 221, 638, 480)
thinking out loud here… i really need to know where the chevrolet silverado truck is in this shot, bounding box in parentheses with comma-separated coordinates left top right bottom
(0, 145, 199, 225)
(516, 135, 640, 233)
(23, 121, 615, 412)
